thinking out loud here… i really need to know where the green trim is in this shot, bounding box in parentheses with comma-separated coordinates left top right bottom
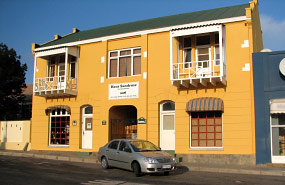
(39, 3, 249, 48)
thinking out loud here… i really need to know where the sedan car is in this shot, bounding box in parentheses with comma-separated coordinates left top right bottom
(98, 139, 177, 176)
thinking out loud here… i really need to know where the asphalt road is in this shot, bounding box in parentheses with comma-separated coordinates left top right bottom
(0, 155, 284, 185)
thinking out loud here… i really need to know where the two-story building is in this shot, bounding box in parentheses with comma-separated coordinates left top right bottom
(31, 0, 263, 165)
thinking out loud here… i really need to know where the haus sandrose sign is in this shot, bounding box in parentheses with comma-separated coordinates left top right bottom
(109, 82, 139, 100)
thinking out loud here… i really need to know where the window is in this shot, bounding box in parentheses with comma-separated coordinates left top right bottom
(119, 141, 132, 153)
(48, 57, 55, 79)
(196, 35, 211, 68)
(70, 56, 76, 78)
(108, 140, 120, 150)
(214, 34, 220, 66)
(84, 106, 93, 114)
(183, 37, 192, 68)
(162, 101, 175, 111)
(50, 109, 70, 146)
(271, 114, 285, 156)
(181, 33, 222, 69)
(109, 48, 141, 78)
(191, 111, 222, 148)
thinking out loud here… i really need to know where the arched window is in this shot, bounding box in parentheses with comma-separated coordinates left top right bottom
(84, 106, 93, 114)
(162, 101, 175, 112)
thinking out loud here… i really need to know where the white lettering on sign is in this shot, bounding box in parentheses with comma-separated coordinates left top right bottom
(109, 82, 139, 100)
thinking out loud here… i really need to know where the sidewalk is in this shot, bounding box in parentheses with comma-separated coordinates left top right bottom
(0, 150, 285, 177)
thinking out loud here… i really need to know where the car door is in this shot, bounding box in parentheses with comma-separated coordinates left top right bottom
(116, 141, 133, 170)
(106, 140, 120, 167)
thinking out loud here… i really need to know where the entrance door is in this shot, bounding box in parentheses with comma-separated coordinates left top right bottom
(271, 114, 285, 163)
(82, 106, 93, 149)
(160, 101, 175, 150)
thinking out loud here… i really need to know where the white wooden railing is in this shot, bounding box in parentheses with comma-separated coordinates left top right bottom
(34, 76, 77, 95)
(172, 60, 226, 80)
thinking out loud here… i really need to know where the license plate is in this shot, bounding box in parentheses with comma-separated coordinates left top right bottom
(162, 165, 171, 169)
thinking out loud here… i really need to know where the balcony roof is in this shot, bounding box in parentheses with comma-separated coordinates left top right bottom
(37, 3, 249, 49)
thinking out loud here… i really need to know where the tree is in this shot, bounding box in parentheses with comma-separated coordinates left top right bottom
(0, 43, 27, 120)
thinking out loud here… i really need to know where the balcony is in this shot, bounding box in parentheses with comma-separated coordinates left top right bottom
(172, 60, 226, 88)
(33, 46, 79, 98)
(34, 76, 77, 97)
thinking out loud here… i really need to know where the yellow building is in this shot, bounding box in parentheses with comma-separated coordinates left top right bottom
(31, 0, 263, 165)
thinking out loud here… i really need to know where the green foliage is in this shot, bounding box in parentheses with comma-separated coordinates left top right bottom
(0, 43, 27, 120)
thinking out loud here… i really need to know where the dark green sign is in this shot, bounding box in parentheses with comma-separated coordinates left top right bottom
(138, 117, 146, 124)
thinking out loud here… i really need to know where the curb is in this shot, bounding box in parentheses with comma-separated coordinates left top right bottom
(187, 165, 285, 176)
(1, 151, 284, 176)
(0, 151, 98, 164)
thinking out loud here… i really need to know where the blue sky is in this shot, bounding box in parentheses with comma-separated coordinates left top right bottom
(1, 0, 285, 84)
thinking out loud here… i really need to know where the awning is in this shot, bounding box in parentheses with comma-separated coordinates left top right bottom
(45, 105, 71, 115)
(186, 97, 224, 112)
(35, 46, 78, 58)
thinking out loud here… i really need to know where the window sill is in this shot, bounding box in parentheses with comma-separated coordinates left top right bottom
(189, 147, 224, 151)
(48, 145, 69, 148)
(108, 74, 141, 79)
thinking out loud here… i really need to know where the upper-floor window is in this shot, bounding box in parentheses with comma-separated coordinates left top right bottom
(182, 33, 219, 69)
(214, 34, 220, 66)
(47, 55, 77, 80)
(70, 56, 76, 79)
(48, 57, 56, 78)
(109, 47, 141, 78)
(183, 37, 192, 68)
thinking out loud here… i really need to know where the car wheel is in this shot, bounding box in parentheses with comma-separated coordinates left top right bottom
(132, 162, 141, 177)
(164, 171, 169, 176)
(101, 157, 109, 169)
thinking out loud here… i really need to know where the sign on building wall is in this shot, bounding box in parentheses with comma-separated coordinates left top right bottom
(109, 82, 139, 100)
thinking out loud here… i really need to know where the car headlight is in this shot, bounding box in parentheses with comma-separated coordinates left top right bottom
(172, 157, 177, 163)
(144, 157, 158, 164)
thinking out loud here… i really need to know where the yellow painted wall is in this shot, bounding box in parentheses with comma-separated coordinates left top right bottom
(31, 2, 262, 156)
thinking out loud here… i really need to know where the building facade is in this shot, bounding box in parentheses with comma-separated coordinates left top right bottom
(253, 50, 285, 164)
(31, 0, 263, 165)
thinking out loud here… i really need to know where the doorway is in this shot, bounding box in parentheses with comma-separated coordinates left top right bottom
(82, 106, 93, 149)
(160, 101, 175, 150)
(109, 106, 137, 140)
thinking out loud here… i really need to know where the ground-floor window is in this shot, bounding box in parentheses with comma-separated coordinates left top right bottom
(50, 109, 70, 145)
(190, 111, 222, 148)
(271, 114, 285, 156)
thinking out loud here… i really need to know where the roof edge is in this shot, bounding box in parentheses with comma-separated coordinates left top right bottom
(34, 16, 248, 52)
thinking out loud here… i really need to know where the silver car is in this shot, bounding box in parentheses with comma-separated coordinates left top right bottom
(98, 139, 177, 176)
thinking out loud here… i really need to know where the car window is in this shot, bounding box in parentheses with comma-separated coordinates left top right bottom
(108, 140, 119, 150)
(130, 140, 160, 152)
(119, 141, 132, 153)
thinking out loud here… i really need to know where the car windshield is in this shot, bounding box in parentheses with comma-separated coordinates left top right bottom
(129, 140, 160, 152)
